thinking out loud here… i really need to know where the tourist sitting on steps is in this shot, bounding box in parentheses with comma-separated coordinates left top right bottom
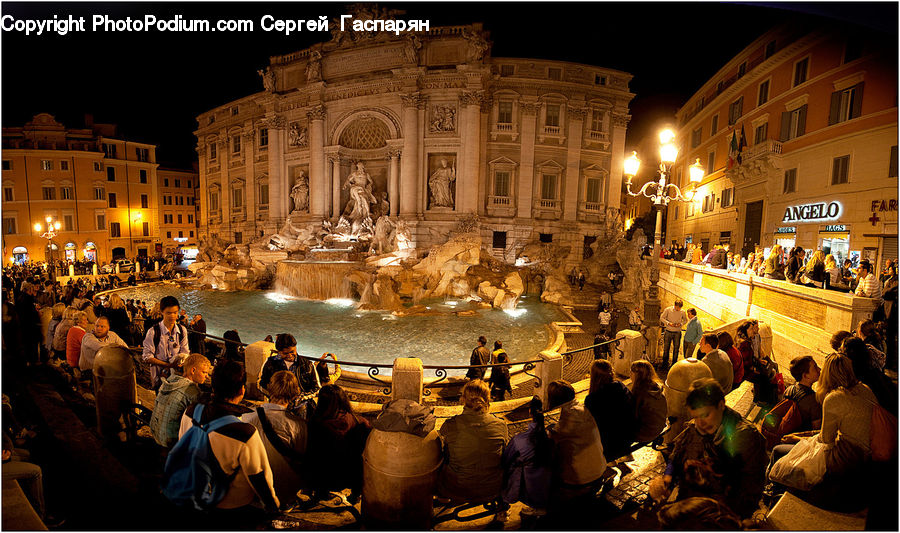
(307, 384, 371, 504)
(436, 379, 510, 520)
(79, 316, 129, 383)
(584, 360, 636, 463)
(629, 360, 668, 443)
(243, 371, 309, 511)
(260, 333, 320, 397)
(650, 378, 766, 519)
(501, 396, 553, 517)
(150, 353, 212, 448)
(696, 334, 734, 395)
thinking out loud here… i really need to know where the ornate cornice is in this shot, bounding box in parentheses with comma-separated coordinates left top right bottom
(521, 102, 541, 115)
(262, 114, 286, 129)
(567, 106, 588, 121)
(611, 113, 630, 128)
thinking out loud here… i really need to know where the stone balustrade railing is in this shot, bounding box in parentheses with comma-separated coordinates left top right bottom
(656, 259, 880, 365)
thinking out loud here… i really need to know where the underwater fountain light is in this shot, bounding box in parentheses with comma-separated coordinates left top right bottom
(325, 298, 356, 307)
(503, 308, 528, 318)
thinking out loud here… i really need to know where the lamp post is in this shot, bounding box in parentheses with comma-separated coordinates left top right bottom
(623, 128, 705, 364)
(34, 216, 62, 281)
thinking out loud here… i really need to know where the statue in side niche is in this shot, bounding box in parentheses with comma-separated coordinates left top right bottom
(290, 171, 309, 213)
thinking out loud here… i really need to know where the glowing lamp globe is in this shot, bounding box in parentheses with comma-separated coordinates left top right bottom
(689, 158, 705, 183)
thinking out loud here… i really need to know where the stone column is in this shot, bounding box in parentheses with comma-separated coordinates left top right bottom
(266, 115, 287, 221)
(563, 106, 586, 222)
(243, 129, 257, 225)
(399, 94, 420, 216)
(392, 358, 423, 403)
(459, 91, 482, 214)
(607, 112, 630, 211)
(219, 137, 231, 224)
(308, 105, 327, 218)
(389, 150, 400, 216)
(331, 156, 342, 219)
(517, 102, 539, 219)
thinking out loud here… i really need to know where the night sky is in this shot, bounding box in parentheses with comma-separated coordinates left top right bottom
(2, 2, 895, 168)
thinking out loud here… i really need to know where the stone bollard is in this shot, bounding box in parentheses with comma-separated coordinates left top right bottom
(135, 261, 140, 274)
(611, 329, 643, 378)
(93, 345, 136, 441)
(92, 263, 98, 276)
(392, 357, 423, 403)
(116, 263, 120, 274)
(154, 261, 159, 272)
(243, 340, 274, 400)
(362, 356, 440, 529)
(663, 358, 712, 445)
(534, 349, 563, 408)
(69, 264, 75, 277)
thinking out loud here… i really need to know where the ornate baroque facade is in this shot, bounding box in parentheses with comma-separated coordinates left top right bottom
(195, 19, 634, 262)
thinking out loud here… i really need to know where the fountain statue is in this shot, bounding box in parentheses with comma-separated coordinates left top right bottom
(340, 161, 377, 239)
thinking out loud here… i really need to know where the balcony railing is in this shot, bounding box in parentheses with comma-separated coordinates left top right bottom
(539, 199, 558, 209)
(583, 202, 602, 212)
(741, 139, 783, 161)
(489, 196, 511, 206)
(588, 131, 609, 142)
(496, 123, 513, 132)
(542, 125, 561, 135)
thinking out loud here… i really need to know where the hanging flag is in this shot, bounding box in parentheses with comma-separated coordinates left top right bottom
(727, 130, 738, 169)
(737, 124, 748, 165)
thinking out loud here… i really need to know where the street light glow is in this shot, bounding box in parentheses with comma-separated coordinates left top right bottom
(34, 223, 42, 232)
(658, 128, 676, 144)
(624, 151, 641, 177)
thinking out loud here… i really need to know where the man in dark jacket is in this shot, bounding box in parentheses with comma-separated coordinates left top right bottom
(466, 336, 491, 380)
(15, 282, 42, 365)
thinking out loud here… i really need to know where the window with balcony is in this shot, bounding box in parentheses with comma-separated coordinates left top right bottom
(829, 83, 864, 125)
(541, 174, 558, 202)
(42, 186, 55, 200)
(754, 123, 768, 145)
(497, 102, 513, 125)
(493, 171, 511, 198)
(545, 105, 560, 128)
(585, 177, 602, 206)
(108, 192, 117, 208)
(41, 160, 52, 171)
(758, 80, 770, 106)
(793, 57, 809, 87)
(831, 155, 850, 185)
(110, 222, 121, 238)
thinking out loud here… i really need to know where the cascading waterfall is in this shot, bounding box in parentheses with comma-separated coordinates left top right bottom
(274, 260, 356, 300)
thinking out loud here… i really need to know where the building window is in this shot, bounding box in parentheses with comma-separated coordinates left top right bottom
(209, 143, 217, 161)
(163, 195, 171, 205)
(728, 96, 743, 125)
(765, 40, 776, 59)
(754, 123, 768, 145)
(738, 61, 747, 78)
(63, 214, 74, 231)
(702, 194, 715, 213)
(691, 127, 702, 148)
(190, 231, 194, 238)
(590, 110, 605, 132)
(186, 180, 191, 188)
(539, 233, 553, 243)
(177, 230, 183, 238)
(61, 186, 73, 200)
(106, 166, 115, 181)
(721, 188, 734, 208)
(710, 115, 718, 136)
(492, 231, 507, 249)
(498, 102, 513, 124)
(139, 169, 147, 183)
(93, 161, 101, 172)
(783, 168, 797, 193)
(94, 187, 105, 200)
(259, 183, 269, 206)
(793, 57, 809, 87)
(175, 179, 181, 188)
(259, 128, 268, 147)
(142, 222, 150, 236)
(60, 161, 69, 171)
(673, 205, 679, 220)
(232, 187, 243, 208)
(167, 231, 172, 239)
(829, 83, 864, 125)
(585, 177, 602, 203)
(164, 214, 173, 224)
(232, 135, 241, 154)
(41, 186, 55, 200)
(96, 213, 105, 230)
(188, 214, 194, 224)
(110, 222, 121, 238)
(103, 143, 117, 158)
(707, 151, 716, 174)
(2, 160, 10, 171)
(545, 105, 560, 127)
(831, 155, 850, 185)
(3, 187, 12, 201)
(500, 64, 515, 76)
(231, 106, 239, 116)
(164, 178, 169, 187)
(493, 171, 511, 197)
(547, 67, 562, 80)
(140, 194, 149, 209)
(177, 214, 183, 224)
(890, 146, 898, 178)
(758, 80, 770, 106)
(137, 147, 149, 162)
(210, 191, 219, 211)
(594, 74, 607, 86)
(844, 36, 863, 63)
(780, 105, 807, 141)
(234, 232, 243, 244)
(108, 192, 117, 208)
(3, 217, 16, 234)
(540, 174, 557, 200)
(41, 160, 52, 171)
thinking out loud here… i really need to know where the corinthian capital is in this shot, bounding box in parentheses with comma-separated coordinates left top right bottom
(307, 105, 327, 121)
(401, 93, 422, 108)
(612, 113, 631, 128)
(263, 114, 286, 129)
(459, 90, 484, 107)
(566, 106, 587, 121)
(521, 102, 540, 115)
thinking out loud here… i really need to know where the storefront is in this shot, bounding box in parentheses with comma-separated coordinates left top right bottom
(774, 226, 796, 251)
(64, 242, 77, 261)
(817, 224, 851, 265)
(12, 246, 28, 264)
(83, 242, 97, 262)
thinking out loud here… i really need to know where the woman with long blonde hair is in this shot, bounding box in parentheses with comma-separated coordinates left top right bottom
(802, 249, 827, 288)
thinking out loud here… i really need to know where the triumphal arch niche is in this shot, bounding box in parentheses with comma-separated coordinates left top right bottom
(196, 5, 634, 263)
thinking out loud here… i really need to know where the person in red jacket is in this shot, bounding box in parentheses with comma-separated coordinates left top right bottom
(65, 311, 89, 369)
(717, 331, 744, 385)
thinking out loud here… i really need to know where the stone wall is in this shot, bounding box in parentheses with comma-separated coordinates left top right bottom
(656, 259, 880, 365)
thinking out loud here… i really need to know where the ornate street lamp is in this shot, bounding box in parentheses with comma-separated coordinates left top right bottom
(34, 216, 62, 281)
(623, 128, 705, 363)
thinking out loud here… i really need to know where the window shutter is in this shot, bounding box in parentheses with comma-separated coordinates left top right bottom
(851, 82, 864, 119)
(780, 111, 791, 141)
(828, 91, 841, 125)
(797, 105, 807, 137)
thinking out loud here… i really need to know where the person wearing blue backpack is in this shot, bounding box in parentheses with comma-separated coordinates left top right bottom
(164, 359, 279, 527)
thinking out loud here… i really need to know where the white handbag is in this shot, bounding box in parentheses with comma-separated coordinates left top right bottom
(768, 434, 827, 490)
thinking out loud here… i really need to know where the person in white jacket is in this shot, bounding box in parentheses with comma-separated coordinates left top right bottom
(79, 316, 128, 374)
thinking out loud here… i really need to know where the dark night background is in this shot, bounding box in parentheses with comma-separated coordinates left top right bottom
(1, 2, 896, 168)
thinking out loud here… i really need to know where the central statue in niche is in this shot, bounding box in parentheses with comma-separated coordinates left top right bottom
(341, 161, 377, 238)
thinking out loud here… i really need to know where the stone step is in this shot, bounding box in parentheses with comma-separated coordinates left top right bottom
(766, 492, 866, 530)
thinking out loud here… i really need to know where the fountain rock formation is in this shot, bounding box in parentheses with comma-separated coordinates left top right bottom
(190, 244, 274, 290)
